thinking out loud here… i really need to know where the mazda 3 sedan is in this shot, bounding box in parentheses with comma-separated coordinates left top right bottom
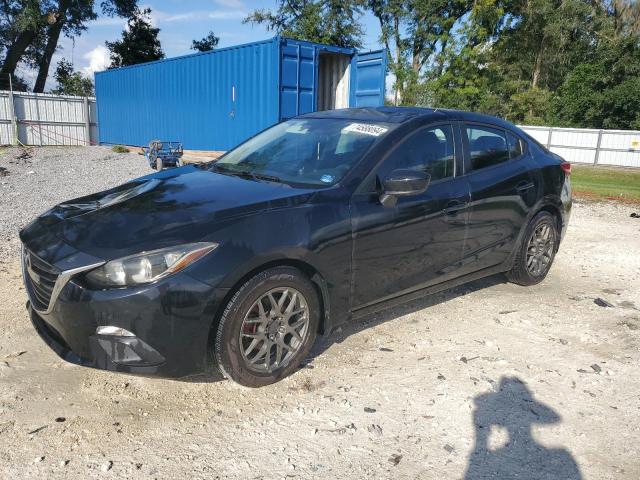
(20, 107, 571, 387)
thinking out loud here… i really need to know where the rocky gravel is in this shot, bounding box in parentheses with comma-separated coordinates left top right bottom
(0, 146, 639, 479)
(0, 146, 149, 262)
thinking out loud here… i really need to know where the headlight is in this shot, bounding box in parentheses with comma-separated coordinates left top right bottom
(85, 242, 218, 288)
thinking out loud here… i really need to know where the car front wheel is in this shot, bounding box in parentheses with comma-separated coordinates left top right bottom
(214, 267, 320, 387)
(507, 211, 559, 286)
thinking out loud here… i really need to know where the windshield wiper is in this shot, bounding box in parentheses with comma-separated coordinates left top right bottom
(211, 164, 283, 184)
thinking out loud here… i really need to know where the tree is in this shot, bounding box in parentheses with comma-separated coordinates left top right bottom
(368, 0, 469, 105)
(0, 0, 137, 92)
(552, 35, 640, 129)
(414, 0, 640, 128)
(244, 0, 364, 48)
(50, 58, 93, 96)
(0, 0, 48, 83)
(106, 8, 164, 68)
(191, 31, 219, 52)
(33, 0, 93, 93)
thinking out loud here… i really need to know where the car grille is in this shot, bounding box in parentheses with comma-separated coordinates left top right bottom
(23, 248, 60, 312)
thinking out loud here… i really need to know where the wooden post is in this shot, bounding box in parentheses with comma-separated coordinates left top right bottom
(83, 96, 91, 146)
(546, 127, 553, 149)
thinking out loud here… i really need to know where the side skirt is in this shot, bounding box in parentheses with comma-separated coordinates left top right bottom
(349, 263, 509, 321)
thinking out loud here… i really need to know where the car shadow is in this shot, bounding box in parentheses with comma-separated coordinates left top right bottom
(307, 273, 507, 362)
(188, 273, 508, 383)
(464, 376, 582, 480)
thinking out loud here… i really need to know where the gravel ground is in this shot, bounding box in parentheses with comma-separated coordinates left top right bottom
(0, 146, 639, 479)
(0, 146, 149, 262)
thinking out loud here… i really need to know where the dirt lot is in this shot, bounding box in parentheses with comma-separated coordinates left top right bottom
(1, 147, 639, 479)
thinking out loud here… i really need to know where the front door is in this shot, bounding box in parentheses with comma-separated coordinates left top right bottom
(350, 124, 470, 309)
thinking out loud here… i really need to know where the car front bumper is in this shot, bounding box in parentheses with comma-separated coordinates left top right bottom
(26, 263, 228, 379)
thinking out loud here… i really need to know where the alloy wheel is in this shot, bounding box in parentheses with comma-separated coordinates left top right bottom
(239, 287, 310, 373)
(526, 222, 555, 277)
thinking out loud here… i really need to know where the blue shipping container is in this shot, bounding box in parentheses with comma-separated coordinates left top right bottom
(95, 36, 386, 151)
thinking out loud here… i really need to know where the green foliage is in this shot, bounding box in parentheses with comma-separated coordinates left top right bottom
(420, 0, 640, 129)
(191, 31, 219, 52)
(0, 1, 139, 91)
(552, 36, 640, 129)
(368, 0, 469, 105)
(244, 0, 365, 48)
(50, 59, 94, 96)
(106, 8, 164, 68)
(111, 145, 130, 153)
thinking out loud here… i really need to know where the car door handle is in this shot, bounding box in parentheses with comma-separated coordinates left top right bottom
(443, 201, 468, 216)
(516, 181, 535, 194)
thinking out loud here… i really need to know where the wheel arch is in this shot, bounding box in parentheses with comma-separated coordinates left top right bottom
(536, 202, 563, 242)
(206, 258, 332, 359)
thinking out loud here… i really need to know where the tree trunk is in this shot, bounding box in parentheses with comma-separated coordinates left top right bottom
(437, 38, 449, 77)
(531, 35, 545, 89)
(34, 0, 72, 93)
(33, 22, 64, 92)
(0, 29, 38, 80)
(393, 16, 402, 106)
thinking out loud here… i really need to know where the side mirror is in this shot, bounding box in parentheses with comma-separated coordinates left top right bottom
(380, 169, 430, 207)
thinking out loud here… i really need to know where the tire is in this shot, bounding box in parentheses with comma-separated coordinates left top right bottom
(156, 157, 164, 170)
(506, 211, 559, 286)
(214, 267, 320, 387)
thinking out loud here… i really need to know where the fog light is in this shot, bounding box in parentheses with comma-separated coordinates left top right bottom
(96, 326, 135, 337)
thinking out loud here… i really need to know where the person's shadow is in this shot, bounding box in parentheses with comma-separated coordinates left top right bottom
(465, 377, 582, 480)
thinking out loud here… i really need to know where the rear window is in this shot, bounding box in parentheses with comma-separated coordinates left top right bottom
(467, 125, 510, 170)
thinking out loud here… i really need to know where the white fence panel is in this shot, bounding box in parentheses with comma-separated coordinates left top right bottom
(0, 90, 97, 146)
(519, 125, 640, 168)
(521, 127, 549, 146)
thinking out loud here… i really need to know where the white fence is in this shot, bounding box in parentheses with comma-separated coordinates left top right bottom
(1, 91, 639, 167)
(0, 90, 97, 146)
(519, 125, 640, 168)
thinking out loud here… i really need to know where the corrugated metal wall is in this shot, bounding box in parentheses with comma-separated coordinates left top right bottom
(520, 125, 640, 168)
(0, 91, 97, 146)
(317, 53, 351, 111)
(95, 38, 280, 151)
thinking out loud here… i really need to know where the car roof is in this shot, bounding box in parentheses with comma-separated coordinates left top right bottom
(302, 106, 518, 130)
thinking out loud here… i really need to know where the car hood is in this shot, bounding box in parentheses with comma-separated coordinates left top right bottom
(20, 165, 316, 263)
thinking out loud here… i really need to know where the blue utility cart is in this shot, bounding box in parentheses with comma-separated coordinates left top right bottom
(142, 141, 184, 170)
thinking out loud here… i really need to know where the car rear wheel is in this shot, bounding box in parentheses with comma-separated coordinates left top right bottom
(507, 211, 559, 286)
(214, 267, 320, 387)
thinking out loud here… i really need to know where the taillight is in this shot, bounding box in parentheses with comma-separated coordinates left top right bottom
(560, 162, 571, 175)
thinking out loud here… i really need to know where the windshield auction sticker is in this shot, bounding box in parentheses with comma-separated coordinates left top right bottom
(342, 123, 388, 137)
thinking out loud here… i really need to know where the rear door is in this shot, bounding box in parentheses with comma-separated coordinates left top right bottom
(350, 50, 386, 108)
(280, 40, 316, 120)
(459, 123, 539, 274)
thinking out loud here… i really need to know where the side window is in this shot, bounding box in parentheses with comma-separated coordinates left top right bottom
(380, 125, 455, 182)
(466, 125, 510, 170)
(506, 131, 523, 159)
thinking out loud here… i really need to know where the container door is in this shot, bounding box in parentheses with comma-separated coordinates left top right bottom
(280, 40, 316, 120)
(350, 50, 386, 107)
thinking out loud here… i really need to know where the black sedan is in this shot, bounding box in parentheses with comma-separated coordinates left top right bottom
(20, 107, 571, 387)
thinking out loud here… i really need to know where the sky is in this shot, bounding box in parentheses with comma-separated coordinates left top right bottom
(18, 0, 384, 89)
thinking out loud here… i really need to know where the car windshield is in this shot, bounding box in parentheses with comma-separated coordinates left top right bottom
(211, 118, 393, 187)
